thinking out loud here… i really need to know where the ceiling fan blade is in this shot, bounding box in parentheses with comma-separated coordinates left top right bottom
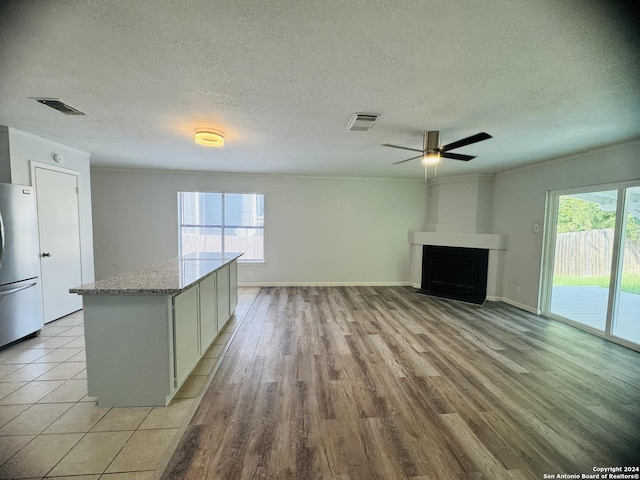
(441, 152, 475, 161)
(392, 154, 424, 165)
(440, 132, 492, 152)
(382, 144, 424, 153)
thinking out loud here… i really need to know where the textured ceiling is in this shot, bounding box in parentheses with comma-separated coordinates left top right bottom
(0, 0, 638, 179)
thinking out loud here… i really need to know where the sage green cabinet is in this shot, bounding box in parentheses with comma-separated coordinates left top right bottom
(77, 256, 240, 407)
(173, 285, 200, 387)
(199, 273, 218, 353)
(217, 264, 230, 330)
(230, 260, 238, 314)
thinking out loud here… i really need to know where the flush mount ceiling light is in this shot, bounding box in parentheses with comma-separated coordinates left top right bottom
(194, 129, 224, 147)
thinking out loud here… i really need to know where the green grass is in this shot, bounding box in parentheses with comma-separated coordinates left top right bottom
(553, 273, 640, 295)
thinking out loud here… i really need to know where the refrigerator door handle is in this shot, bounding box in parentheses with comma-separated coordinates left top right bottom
(0, 210, 4, 267)
(0, 281, 38, 297)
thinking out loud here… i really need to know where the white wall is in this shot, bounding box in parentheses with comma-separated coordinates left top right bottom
(425, 174, 494, 233)
(492, 140, 640, 312)
(90, 168, 427, 285)
(0, 126, 11, 183)
(4, 127, 95, 284)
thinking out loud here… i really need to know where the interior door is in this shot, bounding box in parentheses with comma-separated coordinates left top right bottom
(34, 166, 83, 322)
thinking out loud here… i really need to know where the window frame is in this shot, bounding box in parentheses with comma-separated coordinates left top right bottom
(178, 191, 265, 263)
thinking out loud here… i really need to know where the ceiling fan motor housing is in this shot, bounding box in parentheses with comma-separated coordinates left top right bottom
(425, 131, 440, 152)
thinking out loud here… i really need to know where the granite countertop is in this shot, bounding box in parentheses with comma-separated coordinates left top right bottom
(70, 253, 243, 295)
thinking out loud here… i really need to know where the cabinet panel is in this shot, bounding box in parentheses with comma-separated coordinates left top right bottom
(229, 260, 238, 314)
(217, 264, 230, 330)
(199, 273, 218, 352)
(173, 285, 200, 387)
(82, 295, 171, 406)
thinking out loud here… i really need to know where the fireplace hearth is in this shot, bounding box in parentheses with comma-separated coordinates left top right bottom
(420, 245, 489, 304)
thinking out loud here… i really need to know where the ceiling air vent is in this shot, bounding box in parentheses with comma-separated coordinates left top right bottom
(346, 113, 378, 131)
(34, 98, 85, 115)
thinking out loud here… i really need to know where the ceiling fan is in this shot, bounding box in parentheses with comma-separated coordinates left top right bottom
(383, 131, 492, 165)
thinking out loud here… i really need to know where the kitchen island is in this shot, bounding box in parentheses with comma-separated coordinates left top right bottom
(70, 254, 241, 407)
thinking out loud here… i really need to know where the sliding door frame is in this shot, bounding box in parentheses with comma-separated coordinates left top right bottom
(540, 179, 640, 352)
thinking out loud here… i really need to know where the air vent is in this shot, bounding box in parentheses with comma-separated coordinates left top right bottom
(346, 113, 378, 131)
(34, 98, 85, 115)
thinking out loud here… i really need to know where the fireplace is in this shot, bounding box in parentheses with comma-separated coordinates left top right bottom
(420, 245, 489, 304)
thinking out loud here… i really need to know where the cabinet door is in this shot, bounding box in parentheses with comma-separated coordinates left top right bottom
(173, 285, 200, 387)
(199, 273, 218, 352)
(216, 265, 230, 330)
(229, 260, 238, 314)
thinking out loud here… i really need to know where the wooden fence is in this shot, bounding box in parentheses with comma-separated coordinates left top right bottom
(554, 229, 640, 277)
(181, 232, 263, 261)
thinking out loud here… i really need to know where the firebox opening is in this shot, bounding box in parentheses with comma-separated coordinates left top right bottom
(420, 245, 489, 305)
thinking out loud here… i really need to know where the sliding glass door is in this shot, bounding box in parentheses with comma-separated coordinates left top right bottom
(544, 182, 640, 349)
(548, 189, 618, 331)
(611, 186, 640, 344)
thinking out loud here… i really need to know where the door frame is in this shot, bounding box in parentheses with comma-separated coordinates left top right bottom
(30, 161, 84, 306)
(540, 179, 640, 352)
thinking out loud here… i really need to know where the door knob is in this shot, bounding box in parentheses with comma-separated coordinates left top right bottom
(41, 252, 51, 257)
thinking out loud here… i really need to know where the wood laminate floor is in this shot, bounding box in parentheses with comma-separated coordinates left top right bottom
(161, 286, 640, 479)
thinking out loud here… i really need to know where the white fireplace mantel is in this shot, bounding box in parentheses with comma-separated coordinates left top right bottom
(409, 231, 507, 301)
(409, 231, 506, 250)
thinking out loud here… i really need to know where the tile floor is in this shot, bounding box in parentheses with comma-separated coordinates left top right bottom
(0, 287, 260, 480)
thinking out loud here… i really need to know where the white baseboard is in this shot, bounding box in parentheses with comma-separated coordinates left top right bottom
(495, 297, 541, 315)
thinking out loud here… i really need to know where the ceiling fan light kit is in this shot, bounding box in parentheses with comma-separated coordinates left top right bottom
(422, 152, 440, 165)
(194, 129, 224, 147)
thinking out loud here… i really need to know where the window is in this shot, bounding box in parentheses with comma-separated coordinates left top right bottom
(178, 192, 264, 262)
